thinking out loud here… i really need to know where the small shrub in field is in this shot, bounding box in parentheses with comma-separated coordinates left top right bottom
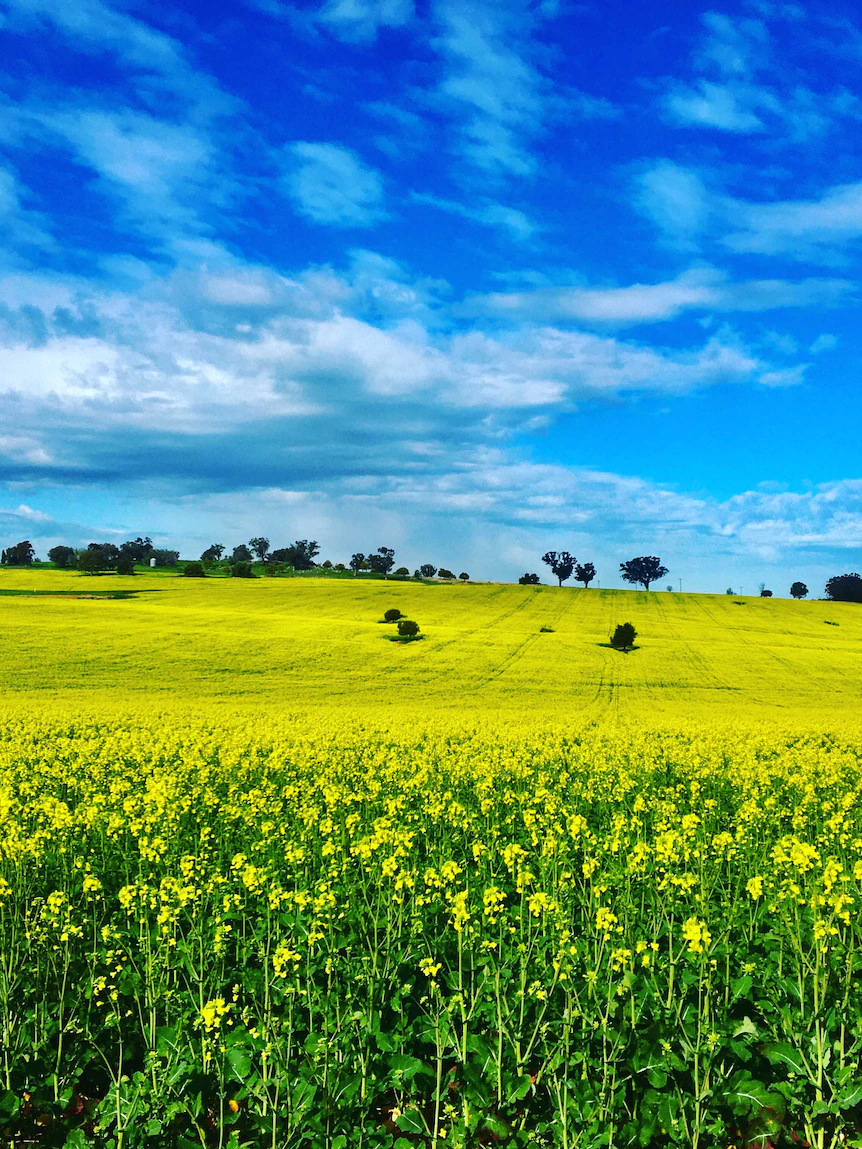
(397, 619, 420, 639)
(116, 554, 136, 576)
(438, 568, 455, 580)
(394, 567, 410, 577)
(183, 562, 205, 578)
(760, 589, 773, 598)
(610, 622, 637, 651)
(539, 625, 554, 633)
(519, 573, 540, 585)
(384, 608, 403, 623)
(231, 562, 255, 579)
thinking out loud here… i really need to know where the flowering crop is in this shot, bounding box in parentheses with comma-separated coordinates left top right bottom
(2, 571, 862, 1145)
(2, 714, 862, 1147)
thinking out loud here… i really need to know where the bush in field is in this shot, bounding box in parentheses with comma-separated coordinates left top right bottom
(397, 618, 420, 638)
(231, 562, 255, 579)
(459, 572, 469, 582)
(761, 589, 773, 598)
(183, 562, 205, 578)
(791, 581, 808, 599)
(519, 573, 540, 585)
(610, 622, 637, 651)
(115, 554, 136, 576)
(384, 608, 403, 622)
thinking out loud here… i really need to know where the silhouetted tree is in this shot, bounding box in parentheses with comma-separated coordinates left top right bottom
(610, 622, 637, 651)
(619, 556, 668, 591)
(419, 564, 437, 578)
(2, 540, 36, 565)
(120, 537, 153, 563)
(201, 544, 225, 563)
(725, 588, 734, 595)
(77, 549, 105, 574)
(397, 619, 420, 638)
(384, 608, 403, 622)
(248, 537, 270, 562)
(438, 568, 455, 580)
(542, 550, 575, 586)
(270, 540, 319, 570)
(459, 572, 469, 582)
(760, 589, 773, 598)
(48, 545, 76, 568)
(575, 561, 596, 588)
(367, 547, 396, 577)
(87, 542, 121, 569)
(790, 581, 808, 599)
(116, 554, 136, 576)
(230, 544, 253, 565)
(825, 573, 862, 603)
(394, 567, 410, 577)
(350, 553, 367, 575)
(519, 573, 540, 585)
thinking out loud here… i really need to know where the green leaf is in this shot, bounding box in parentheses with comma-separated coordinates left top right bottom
(0, 1090, 19, 1118)
(227, 1047, 252, 1081)
(63, 1132, 89, 1149)
(396, 1108, 426, 1134)
(647, 1069, 668, 1089)
(387, 1054, 429, 1081)
(332, 1137, 348, 1149)
(761, 1041, 806, 1076)
(733, 1016, 758, 1039)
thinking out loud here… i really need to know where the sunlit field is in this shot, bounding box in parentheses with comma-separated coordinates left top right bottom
(0, 567, 860, 722)
(2, 570, 862, 1148)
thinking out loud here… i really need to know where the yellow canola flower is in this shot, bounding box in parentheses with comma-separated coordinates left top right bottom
(681, 917, 712, 956)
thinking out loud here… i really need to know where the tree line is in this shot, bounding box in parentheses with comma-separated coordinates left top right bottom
(2, 535, 862, 601)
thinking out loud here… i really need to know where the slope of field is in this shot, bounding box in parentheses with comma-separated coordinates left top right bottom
(0, 568, 859, 724)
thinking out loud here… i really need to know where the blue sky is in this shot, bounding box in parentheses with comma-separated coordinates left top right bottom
(0, 0, 861, 592)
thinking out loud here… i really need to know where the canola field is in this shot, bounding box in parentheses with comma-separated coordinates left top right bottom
(2, 570, 862, 1149)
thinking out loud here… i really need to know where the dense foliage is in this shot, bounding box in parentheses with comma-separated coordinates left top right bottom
(3, 718, 862, 1148)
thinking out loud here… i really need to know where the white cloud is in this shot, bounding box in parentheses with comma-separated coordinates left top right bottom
(428, 0, 604, 180)
(0, 0, 230, 120)
(664, 80, 767, 132)
(282, 142, 387, 227)
(410, 192, 537, 241)
(472, 268, 850, 324)
(723, 181, 862, 260)
(313, 0, 414, 43)
(41, 109, 215, 239)
(634, 162, 712, 251)
(0, 164, 54, 251)
(659, 9, 852, 140)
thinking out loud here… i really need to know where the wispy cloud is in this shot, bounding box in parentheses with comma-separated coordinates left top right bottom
(723, 181, 862, 261)
(472, 267, 851, 324)
(282, 142, 387, 227)
(0, 164, 54, 252)
(312, 0, 415, 44)
(426, 0, 613, 181)
(410, 192, 537, 241)
(633, 161, 713, 251)
(660, 9, 855, 140)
